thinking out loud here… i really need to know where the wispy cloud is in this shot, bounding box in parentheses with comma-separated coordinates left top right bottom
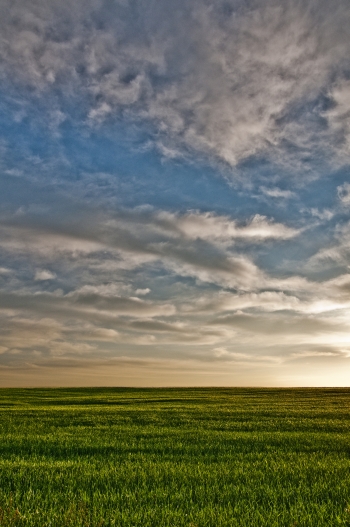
(260, 187, 296, 199)
(154, 211, 299, 242)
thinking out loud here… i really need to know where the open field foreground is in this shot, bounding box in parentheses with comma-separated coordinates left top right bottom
(0, 388, 350, 526)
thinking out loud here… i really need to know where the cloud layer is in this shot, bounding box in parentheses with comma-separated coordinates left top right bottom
(1, 0, 350, 385)
(1, 0, 350, 171)
(1, 199, 350, 384)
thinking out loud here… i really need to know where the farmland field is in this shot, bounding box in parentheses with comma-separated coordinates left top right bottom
(0, 388, 350, 526)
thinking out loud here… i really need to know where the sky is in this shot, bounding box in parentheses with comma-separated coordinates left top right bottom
(1, 0, 350, 387)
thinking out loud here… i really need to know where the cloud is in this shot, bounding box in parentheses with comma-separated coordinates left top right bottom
(260, 187, 296, 199)
(212, 347, 251, 360)
(309, 208, 334, 221)
(209, 311, 345, 336)
(307, 220, 350, 268)
(0, 224, 106, 258)
(155, 211, 299, 242)
(34, 269, 56, 281)
(68, 288, 176, 317)
(325, 78, 350, 161)
(135, 288, 150, 296)
(158, 249, 265, 291)
(0, 267, 12, 275)
(187, 290, 303, 314)
(290, 349, 344, 359)
(337, 182, 350, 205)
(0, 289, 176, 327)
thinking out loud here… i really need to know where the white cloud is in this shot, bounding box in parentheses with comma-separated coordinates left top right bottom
(155, 211, 299, 242)
(135, 288, 150, 296)
(307, 220, 350, 268)
(34, 269, 56, 281)
(337, 182, 350, 205)
(260, 187, 296, 199)
(164, 253, 265, 291)
(309, 208, 334, 221)
(0, 267, 12, 275)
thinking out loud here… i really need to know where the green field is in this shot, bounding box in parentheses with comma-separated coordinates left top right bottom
(1, 388, 350, 526)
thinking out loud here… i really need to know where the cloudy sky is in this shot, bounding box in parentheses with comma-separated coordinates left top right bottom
(1, 0, 350, 386)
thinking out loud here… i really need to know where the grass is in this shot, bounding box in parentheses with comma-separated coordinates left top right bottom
(0, 387, 350, 526)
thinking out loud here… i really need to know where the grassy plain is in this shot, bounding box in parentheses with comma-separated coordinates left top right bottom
(0, 388, 350, 526)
